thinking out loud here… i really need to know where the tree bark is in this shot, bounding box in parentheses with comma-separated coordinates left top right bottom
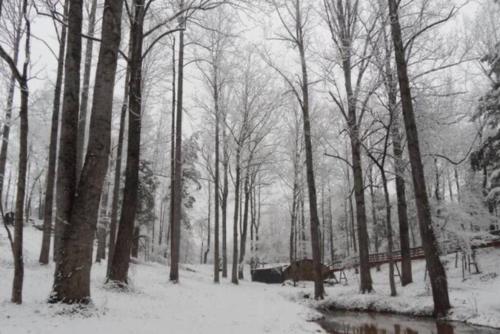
(107, 61, 130, 276)
(238, 168, 250, 279)
(391, 110, 412, 285)
(76, 0, 98, 175)
(231, 147, 241, 284)
(213, 70, 220, 283)
(221, 122, 229, 277)
(342, 33, 373, 293)
(12, 69, 28, 305)
(170, 2, 185, 282)
(50, 0, 124, 303)
(388, 0, 450, 316)
(53, 0, 83, 266)
(296, 0, 324, 299)
(108, 0, 144, 285)
(40, 0, 68, 265)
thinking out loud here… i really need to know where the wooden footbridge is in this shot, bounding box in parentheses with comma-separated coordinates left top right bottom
(330, 238, 500, 273)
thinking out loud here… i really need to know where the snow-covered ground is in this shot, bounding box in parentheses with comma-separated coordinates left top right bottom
(2, 226, 500, 333)
(0, 226, 322, 334)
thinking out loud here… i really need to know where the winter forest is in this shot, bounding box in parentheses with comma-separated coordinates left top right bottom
(1, 0, 500, 333)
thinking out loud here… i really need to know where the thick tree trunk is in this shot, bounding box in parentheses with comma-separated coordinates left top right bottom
(109, 0, 144, 285)
(50, 0, 123, 303)
(53, 0, 83, 266)
(170, 5, 185, 282)
(40, 0, 68, 265)
(388, 0, 450, 316)
(76, 0, 98, 175)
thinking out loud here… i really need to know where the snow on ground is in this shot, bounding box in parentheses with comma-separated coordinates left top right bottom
(287, 247, 500, 329)
(3, 225, 500, 333)
(0, 226, 323, 334)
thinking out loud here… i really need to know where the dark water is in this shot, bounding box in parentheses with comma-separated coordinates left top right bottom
(318, 311, 500, 334)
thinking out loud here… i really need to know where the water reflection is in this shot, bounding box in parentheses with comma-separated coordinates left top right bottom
(318, 311, 500, 334)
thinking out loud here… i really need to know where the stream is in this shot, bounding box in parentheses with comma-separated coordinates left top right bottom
(318, 310, 500, 334)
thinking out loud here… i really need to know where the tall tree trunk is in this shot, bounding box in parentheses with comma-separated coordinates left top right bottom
(388, 0, 450, 316)
(107, 61, 130, 276)
(383, 19, 413, 284)
(76, 0, 98, 175)
(168, 37, 176, 260)
(51, 0, 124, 303)
(12, 71, 29, 305)
(391, 107, 412, 285)
(40, 0, 68, 265)
(170, 2, 185, 282)
(213, 72, 220, 283)
(53, 0, 83, 266)
(221, 125, 228, 277)
(108, 0, 144, 285)
(296, 2, 324, 298)
(231, 147, 241, 284)
(342, 44, 373, 294)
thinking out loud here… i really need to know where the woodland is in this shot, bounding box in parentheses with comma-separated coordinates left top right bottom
(1, 0, 500, 333)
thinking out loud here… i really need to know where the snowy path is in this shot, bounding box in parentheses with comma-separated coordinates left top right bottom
(0, 227, 323, 334)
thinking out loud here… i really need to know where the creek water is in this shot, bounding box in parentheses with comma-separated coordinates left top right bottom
(318, 310, 500, 334)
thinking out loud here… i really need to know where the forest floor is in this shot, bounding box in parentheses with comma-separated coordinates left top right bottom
(2, 226, 500, 333)
(0, 226, 323, 334)
(288, 247, 500, 330)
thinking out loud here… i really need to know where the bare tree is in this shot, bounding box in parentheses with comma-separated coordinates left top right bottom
(387, 0, 450, 316)
(0, 0, 30, 304)
(267, 0, 324, 299)
(322, 0, 378, 293)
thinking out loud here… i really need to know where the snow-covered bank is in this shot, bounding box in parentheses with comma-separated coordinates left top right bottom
(0, 226, 323, 334)
(289, 248, 500, 329)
